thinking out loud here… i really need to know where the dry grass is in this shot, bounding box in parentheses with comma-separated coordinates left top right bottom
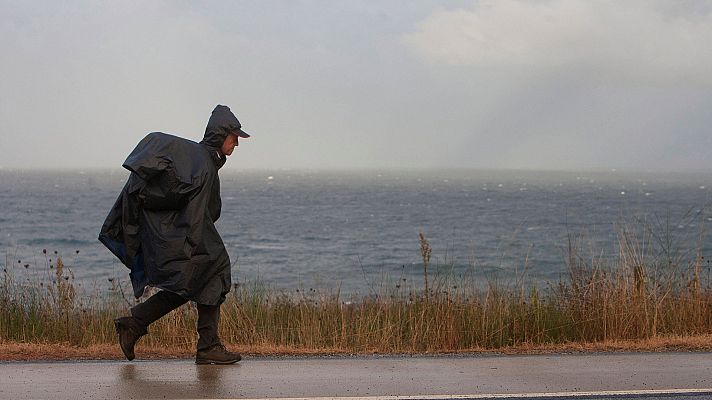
(1, 220, 711, 360)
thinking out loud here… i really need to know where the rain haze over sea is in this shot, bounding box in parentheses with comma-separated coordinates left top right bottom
(1, 169, 711, 297)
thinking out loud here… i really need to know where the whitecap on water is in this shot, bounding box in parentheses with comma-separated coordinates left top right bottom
(246, 243, 289, 251)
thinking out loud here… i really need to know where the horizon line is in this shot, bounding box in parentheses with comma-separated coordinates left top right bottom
(1, 166, 711, 175)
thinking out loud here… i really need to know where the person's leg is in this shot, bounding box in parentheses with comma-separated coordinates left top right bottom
(115, 290, 189, 361)
(195, 302, 241, 364)
(131, 290, 188, 328)
(196, 303, 221, 351)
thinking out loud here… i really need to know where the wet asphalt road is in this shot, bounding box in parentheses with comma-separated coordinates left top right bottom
(1, 352, 711, 399)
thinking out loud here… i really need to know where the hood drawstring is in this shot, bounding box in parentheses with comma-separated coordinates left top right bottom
(200, 144, 227, 169)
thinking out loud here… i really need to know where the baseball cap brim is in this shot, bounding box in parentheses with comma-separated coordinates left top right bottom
(232, 128, 251, 138)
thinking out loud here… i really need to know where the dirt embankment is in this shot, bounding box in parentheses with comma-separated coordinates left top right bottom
(2, 334, 712, 361)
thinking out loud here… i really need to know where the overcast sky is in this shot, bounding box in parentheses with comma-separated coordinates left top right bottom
(1, 0, 711, 171)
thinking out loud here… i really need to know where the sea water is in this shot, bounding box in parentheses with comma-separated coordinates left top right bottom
(1, 169, 710, 296)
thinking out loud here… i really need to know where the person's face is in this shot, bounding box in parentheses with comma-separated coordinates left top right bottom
(220, 133, 239, 156)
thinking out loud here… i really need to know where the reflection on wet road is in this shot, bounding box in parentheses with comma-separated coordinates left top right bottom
(117, 363, 236, 398)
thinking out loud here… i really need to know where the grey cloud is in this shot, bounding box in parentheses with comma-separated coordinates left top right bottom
(404, 0, 712, 85)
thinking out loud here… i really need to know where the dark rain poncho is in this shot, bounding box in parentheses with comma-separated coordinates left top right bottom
(99, 105, 241, 305)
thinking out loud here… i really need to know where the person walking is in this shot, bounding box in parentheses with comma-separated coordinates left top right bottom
(98, 105, 250, 364)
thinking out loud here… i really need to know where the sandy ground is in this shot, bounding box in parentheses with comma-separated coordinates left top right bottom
(2, 334, 712, 361)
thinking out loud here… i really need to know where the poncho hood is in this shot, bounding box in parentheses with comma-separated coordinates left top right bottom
(200, 105, 243, 169)
(201, 105, 243, 147)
